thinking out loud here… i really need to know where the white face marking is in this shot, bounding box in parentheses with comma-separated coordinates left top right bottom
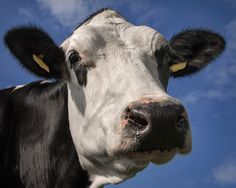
(62, 9, 192, 187)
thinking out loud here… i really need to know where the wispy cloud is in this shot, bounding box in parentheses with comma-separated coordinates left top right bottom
(124, 1, 170, 28)
(36, 0, 114, 27)
(35, 0, 170, 28)
(212, 156, 236, 185)
(182, 89, 226, 105)
(181, 82, 236, 105)
(18, 7, 34, 18)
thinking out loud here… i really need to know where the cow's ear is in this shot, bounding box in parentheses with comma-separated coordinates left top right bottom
(4, 25, 69, 79)
(166, 29, 225, 77)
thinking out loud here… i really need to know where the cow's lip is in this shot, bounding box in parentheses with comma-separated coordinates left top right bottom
(129, 133, 191, 155)
(126, 147, 178, 165)
(134, 147, 176, 153)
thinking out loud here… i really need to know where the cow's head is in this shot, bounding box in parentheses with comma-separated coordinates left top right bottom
(5, 9, 225, 187)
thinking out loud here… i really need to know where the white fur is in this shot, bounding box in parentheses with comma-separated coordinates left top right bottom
(62, 9, 192, 188)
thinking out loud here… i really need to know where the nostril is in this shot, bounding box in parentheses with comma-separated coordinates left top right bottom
(124, 107, 149, 129)
(129, 112, 148, 127)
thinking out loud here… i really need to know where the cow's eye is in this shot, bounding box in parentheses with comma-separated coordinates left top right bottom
(68, 51, 81, 65)
(68, 51, 87, 86)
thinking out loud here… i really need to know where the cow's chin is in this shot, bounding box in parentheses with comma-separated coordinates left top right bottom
(110, 147, 186, 182)
(110, 141, 192, 177)
(78, 146, 190, 187)
(109, 147, 178, 177)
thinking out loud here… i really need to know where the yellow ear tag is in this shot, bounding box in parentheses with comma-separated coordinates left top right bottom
(170, 62, 187, 73)
(32, 54, 50, 73)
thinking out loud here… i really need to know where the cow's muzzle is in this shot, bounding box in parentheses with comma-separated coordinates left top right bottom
(121, 98, 189, 152)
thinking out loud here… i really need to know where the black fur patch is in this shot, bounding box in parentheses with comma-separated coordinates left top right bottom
(167, 29, 226, 77)
(74, 64, 87, 86)
(4, 25, 69, 79)
(0, 81, 91, 187)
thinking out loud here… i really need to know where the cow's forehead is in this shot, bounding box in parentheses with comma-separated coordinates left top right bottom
(77, 8, 126, 27)
(64, 9, 167, 54)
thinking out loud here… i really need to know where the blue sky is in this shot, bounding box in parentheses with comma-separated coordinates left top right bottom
(1, 0, 236, 187)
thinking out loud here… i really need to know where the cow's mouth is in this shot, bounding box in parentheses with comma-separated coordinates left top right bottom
(128, 147, 178, 165)
(126, 131, 191, 164)
(115, 120, 191, 172)
(117, 134, 192, 173)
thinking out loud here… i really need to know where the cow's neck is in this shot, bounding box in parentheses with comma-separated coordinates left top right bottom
(67, 83, 125, 188)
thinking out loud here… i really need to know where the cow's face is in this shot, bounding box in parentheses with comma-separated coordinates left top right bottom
(61, 10, 191, 181)
(5, 9, 225, 186)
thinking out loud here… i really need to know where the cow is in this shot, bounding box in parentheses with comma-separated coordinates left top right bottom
(0, 8, 225, 188)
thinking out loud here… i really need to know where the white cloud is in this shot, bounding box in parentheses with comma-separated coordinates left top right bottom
(213, 157, 236, 184)
(181, 87, 236, 105)
(182, 91, 200, 105)
(182, 85, 236, 105)
(225, 19, 236, 57)
(36, 0, 110, 27)
(36, 0, 170, 28)
(125, 1, 170, 28)
(18, 7, 34, 18)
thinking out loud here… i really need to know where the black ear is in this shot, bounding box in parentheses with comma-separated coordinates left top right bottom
(4, 25, 69, 79)
(166, 29, 226, 77)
